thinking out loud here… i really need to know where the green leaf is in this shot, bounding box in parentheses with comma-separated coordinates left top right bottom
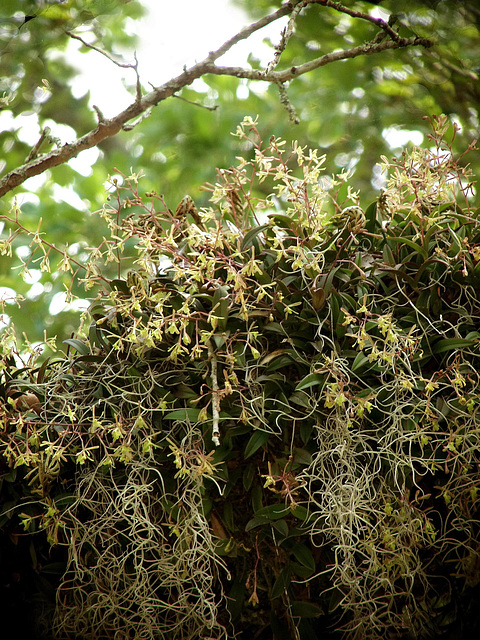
(223, 502, 235, 531)
(466, 331, 480, 340)
(240, 223, 270, 250)
(254, 503, 290, 520)
(432, 338, 477, 354)
(40, 562, 67, 575)
(300, 421, 314, 444)
(290, 562, 315, 579)
(293, 448, 312, 465)
(174, 384, 198, 399)
(289, 391, 311, 408)
(243, 463, 255, 491)
(63, 338, 89, 355)
(389, 236, 427, 259)
(245, 516, 266, 531)
(292, 544, 315, 571)
(382, 243, 396, 266)
(251, 485, 264, 513)
(329, 588, 344, 613)
(271, 566, 292, 599)
(109, 278, 129, 293)
(351, 352, 370, 372)
(295, 373, 324, 391)
(245, 504, 291, 531)
(290, 601, 323, 618)
(36, 356, 51, 384)
(165, 408, 202, 421)
(263, 322, 285, 334)
(364, 201, 377, 234)
(272, 518, 289, 538)
(211, 285, 230, 331)
(291, 504, 309, 521)
(244, 430, 270, 458)
(227, 575, 246, 621)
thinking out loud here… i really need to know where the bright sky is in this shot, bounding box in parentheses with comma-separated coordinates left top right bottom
(72, 0, 283, 116)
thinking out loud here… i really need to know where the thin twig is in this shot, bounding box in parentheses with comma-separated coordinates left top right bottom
(67, 31, 142, 103)
(121, 107, 153, 132)
(133, 52, 142, 102)
(204, 4, 294, 64)
(265, 1, 307, 74)
(173, 94, 218, 111)
(277, 82, 300, 124)
(93, 105, 106, 124)
(66, 30, 137, 69)
(308, 0, 402, 42)
(212, 35, 432, 83)
(26, 126, 51, 162)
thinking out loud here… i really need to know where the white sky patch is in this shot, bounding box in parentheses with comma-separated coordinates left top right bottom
(43, 120, 77, 143)
(15, 192, 41, 206)
(133, 1, 286, 84)
(22, 268, 42, 284)
(15, 245, 31, 259)
(23, 172, 49, 193)
(67, 36, 134, 115)
(0, 287, 17, 304)
(10, 113, 77, 150)
(0, 110, 15, 132)
(0, 110, 40, 146)
(66, 0, 287, 113)
(52, 183, 90, 211)
(371, 163, 388, 191)
(103, 173, 124, 192)
(27, 282, 45, 299)
(68, 146, 100, 176)
(49, 291, 90, 316)
(382, 127, 424, 149)
(369, 6, 391, 21)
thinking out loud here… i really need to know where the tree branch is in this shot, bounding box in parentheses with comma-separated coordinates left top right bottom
(203, 3, 294, 64)
(308, 0, 402, 42)
(211, 36, 432, 82)
(66, 30, 138, 69)
(0, 2, 433, 199)
(265, 1, 307, 74)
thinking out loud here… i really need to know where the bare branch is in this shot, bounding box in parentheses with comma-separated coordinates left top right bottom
(26, 126, 51, 162)
(308, 0, 402, 42)
(93, 104, 106, 124)
(203, 3, 294, 64)
(133, 52, 142, 103)
(265, 1, 307, 74)
(121, 107, 153, 132)
(66, 30, 137, 69)
(173, 94, 218, 111)
(277, 82, 299, 124)
(67, 30, 142, 102)
(208, 341, 221, 447)
(212, 36, 432, 83)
